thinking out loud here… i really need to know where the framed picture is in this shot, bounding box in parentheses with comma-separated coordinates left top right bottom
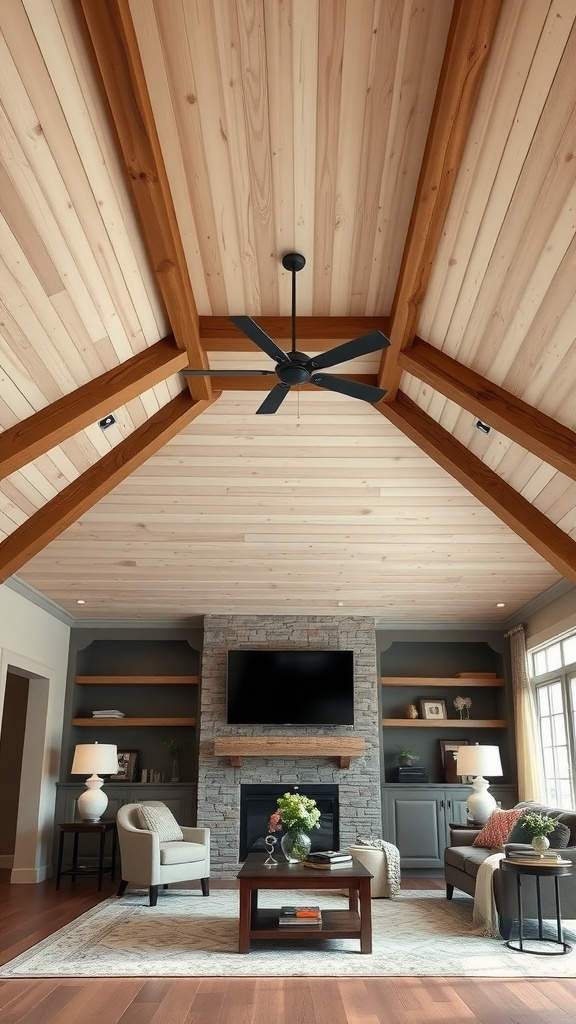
(440, 739, 470, 784)
(110, 749, 139, 782)
(420, 698, 447, 721)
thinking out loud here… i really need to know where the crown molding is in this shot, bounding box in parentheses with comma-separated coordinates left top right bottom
(5, 576, 75, 626)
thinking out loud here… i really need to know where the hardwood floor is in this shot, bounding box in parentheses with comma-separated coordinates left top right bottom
(1, 870, 576, 1023)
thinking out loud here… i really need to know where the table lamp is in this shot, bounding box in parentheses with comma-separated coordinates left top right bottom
(456, 744, 503, 825)
(71, 742, 118, 821)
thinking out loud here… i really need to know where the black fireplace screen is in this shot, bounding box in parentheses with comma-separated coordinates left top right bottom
(239, 783, 339, 860)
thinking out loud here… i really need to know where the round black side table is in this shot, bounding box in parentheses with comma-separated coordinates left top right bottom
(501, 857, 572, 955)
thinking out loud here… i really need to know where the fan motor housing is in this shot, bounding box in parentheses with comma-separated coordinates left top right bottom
(276, 352, 312, 384)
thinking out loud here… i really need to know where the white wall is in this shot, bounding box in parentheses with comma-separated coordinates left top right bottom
(0, 583, 71, 882)
(524, 585, 576, 649)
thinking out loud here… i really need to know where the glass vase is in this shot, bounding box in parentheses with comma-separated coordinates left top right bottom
(280, 831, 311, 863)
(531, 834, 550, 855)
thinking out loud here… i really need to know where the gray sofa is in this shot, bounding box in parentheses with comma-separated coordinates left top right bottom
(444, 800, 576, 939)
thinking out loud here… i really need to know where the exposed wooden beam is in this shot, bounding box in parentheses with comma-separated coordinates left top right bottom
(182, 374, 381, 393)
(400, 338, 576, 482)
(79, 0, 211, 398)
(379, 0, 502, 399)
(0, 339, 188, 480)
(200, 317, 390, 351)
(0, 392, 219, 583)
(377, 391, 576, 583)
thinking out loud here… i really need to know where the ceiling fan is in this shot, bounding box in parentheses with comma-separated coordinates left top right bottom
(182, 253, 390, 414)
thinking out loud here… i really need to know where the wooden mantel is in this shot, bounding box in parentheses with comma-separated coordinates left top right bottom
(213, 736, 366, 769)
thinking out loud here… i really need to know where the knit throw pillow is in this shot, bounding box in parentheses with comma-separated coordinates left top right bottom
(507, 814, 570, 849)
(136, 804, 183, 841)
(472, 807, 525, 849)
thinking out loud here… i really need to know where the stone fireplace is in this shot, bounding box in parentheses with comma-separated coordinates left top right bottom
(197, 614, 381, 876)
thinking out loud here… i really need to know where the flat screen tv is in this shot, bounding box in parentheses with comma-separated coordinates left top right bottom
(226, 649, 354, 725)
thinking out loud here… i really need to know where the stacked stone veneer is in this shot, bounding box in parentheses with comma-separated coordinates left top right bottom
(197, 615, 381, 877)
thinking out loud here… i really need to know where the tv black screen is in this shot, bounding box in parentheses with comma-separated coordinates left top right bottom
(226, 649, 354, 725)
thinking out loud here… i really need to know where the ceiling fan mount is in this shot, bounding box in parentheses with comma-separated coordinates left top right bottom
(182, 252, 391, 414)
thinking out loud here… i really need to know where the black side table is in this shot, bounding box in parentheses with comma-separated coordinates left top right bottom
(501, 857, 572, 955)
(56, 820, 117, 892)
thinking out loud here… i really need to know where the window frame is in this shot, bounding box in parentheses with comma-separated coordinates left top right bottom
(529, 631, 576, 807)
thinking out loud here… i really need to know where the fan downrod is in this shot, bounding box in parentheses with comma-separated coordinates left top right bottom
(282, 252, 306, 273)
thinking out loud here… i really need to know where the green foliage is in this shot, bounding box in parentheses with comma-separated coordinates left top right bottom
(394, 745, 419, 762)
(521, 811, 556, 837)
(163, 739, 187, 759)
(268, 791, 321, 834)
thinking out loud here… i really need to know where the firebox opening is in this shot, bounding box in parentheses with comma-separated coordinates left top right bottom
(239, 783, 339, 861)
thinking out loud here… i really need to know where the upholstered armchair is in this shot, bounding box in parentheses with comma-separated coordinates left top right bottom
(116, 801, 210, 906)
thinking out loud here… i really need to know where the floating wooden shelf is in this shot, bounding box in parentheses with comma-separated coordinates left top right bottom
(72, 717, 196, 727)
(381, 677, 504, 688)
(75, 675, 198, 685)
(213, 736, 366, 769)
(382, 719, 507, 728)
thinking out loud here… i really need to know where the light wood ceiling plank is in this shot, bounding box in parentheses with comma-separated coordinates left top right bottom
(0, 390, 219, 583)
(79, 0, 210, 394)
(400, 338, 576, 481)
(379, 0, 502, 397)
(378, 391, 576, 582)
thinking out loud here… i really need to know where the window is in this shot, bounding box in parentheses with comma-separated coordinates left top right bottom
(530, 632, 576, 806)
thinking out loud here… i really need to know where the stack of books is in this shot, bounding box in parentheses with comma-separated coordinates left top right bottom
(302, 850, 353, 870)
(506, 849, 566, 866)
(278, 905, 322, 926)
(92, 710, 125, 718)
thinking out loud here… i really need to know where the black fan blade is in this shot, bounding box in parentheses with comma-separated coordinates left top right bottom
(230, 315, 291, 365)
(308, 330, 390, 370)
(311, 373, 387, 404)
(181, 369, 275, 376)
(256, 383, 291, 414)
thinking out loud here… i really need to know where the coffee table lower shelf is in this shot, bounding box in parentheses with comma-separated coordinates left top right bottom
(250, 908, 361, 941)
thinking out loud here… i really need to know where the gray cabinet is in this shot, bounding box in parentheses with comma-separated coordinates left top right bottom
(383, 784, 517, 869)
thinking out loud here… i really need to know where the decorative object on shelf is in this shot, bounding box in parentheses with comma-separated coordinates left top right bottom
(455, 743, 503, 824)
(394, 745, 419, 766)
(439, 739, 469, 784)
(71, 742, 118, 821)
(405, 704, 419, 719)
(263, 835, 278, 866)
(453, 696, 472, 719)
(268, 790, 321, 863)
(110, 749, 139, 782)
(420, 698, 447, 721)
(163, 739, 187, 782)
(518, 811, 557, 855)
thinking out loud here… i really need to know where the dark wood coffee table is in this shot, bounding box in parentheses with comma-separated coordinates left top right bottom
(237, 853, 373, 953)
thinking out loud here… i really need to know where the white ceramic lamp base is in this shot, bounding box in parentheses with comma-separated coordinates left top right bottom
(77, 774, 109, 822)
(466, 776, 497, 825)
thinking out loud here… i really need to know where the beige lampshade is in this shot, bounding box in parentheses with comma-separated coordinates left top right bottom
(71, 742, 118, 776)
(456, 744, 502, 778)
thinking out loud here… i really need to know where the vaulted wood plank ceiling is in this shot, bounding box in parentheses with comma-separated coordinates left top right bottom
(0, 0, 575, 624)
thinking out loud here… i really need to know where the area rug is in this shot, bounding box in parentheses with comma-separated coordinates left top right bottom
(2, 889, 576, 978)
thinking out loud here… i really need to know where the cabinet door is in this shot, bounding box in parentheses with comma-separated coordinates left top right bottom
(384, 790, 444, 868)
(127, 786, 193, 822)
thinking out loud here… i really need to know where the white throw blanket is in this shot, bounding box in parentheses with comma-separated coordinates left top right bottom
(472, 852, 505, 938)
(352, 837, 401, 897)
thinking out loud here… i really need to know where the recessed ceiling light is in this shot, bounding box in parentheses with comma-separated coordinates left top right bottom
(76, 599, 86, 605)
(496, 602, 506, 608)
(337, 601, 344, 607)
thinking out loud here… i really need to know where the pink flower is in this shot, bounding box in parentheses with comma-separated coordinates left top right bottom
(268, 810, 282, 833)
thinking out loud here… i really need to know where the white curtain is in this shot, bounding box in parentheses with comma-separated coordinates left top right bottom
(505, 624, 542, 802)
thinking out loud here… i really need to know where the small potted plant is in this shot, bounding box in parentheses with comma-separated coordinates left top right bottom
(164, 739, 187, 782)
(520, 811, 556, 853)
(394, 745, 419, 767)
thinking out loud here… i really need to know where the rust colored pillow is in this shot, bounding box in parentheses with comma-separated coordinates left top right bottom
(472, 807, 525, 849)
